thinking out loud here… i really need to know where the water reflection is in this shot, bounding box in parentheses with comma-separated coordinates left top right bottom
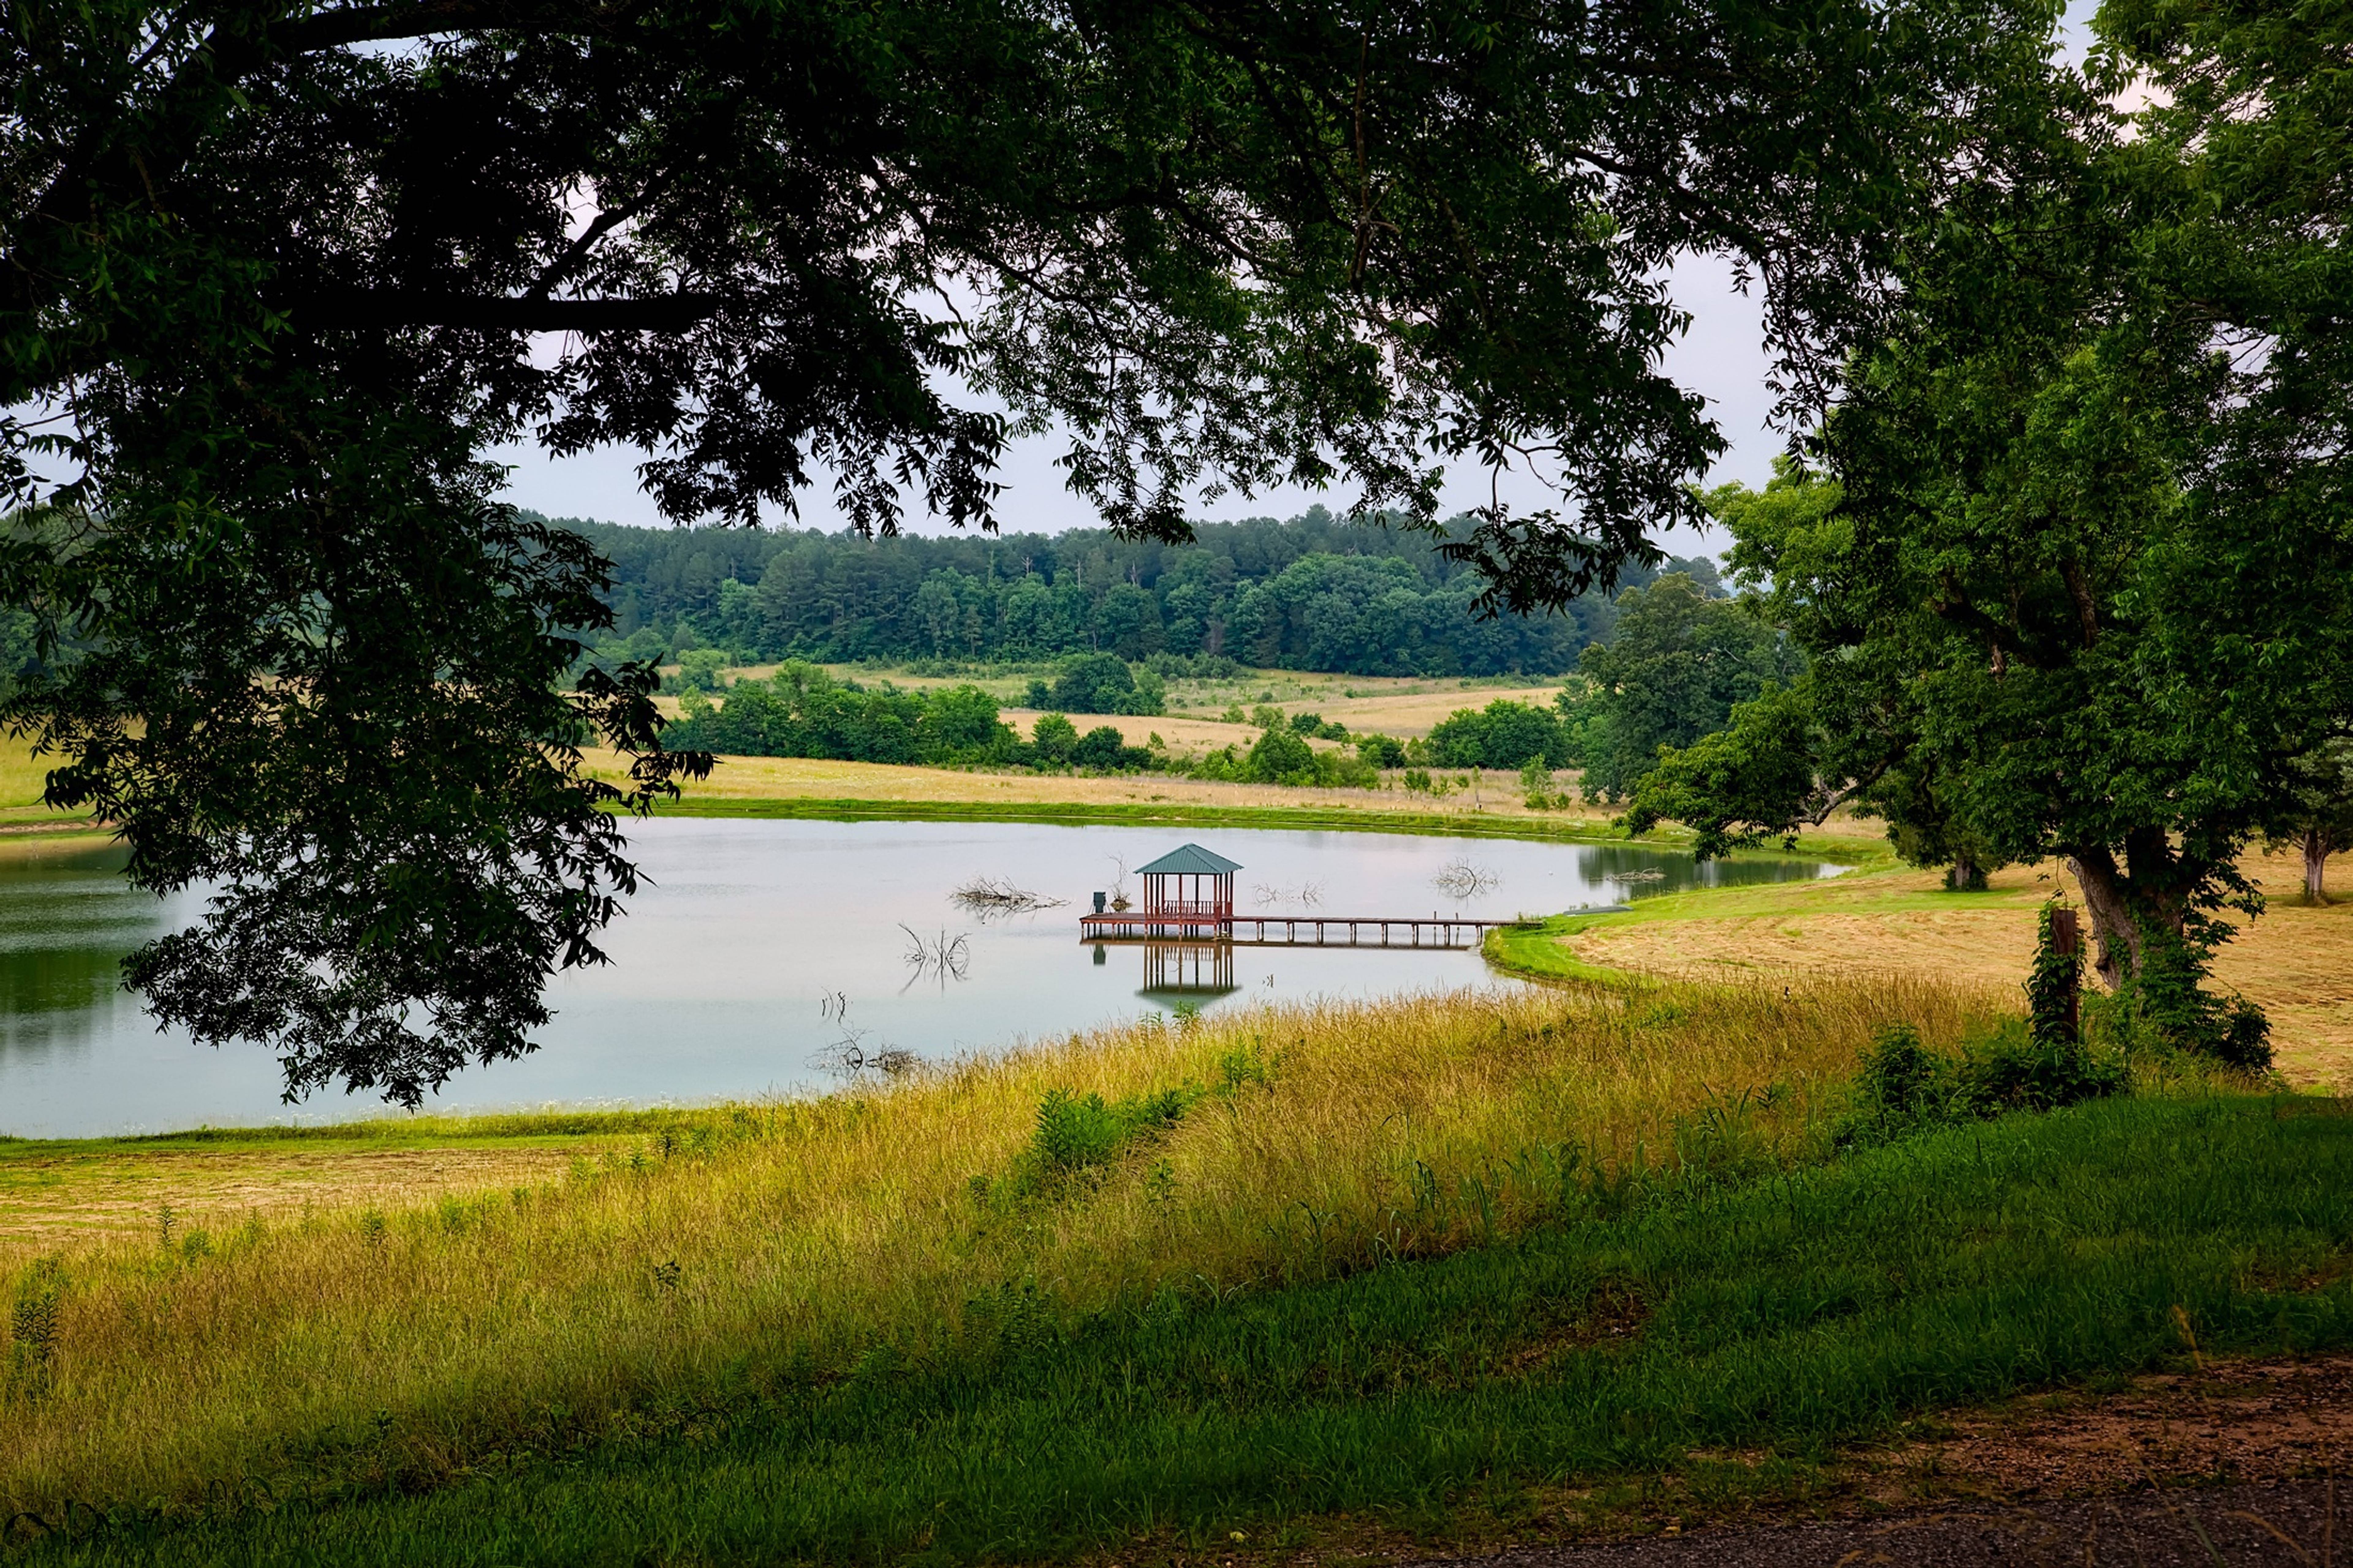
(1138, 943, 1239, 1003)
(0, 818, 1842, 1137)
(0, 840, 169, 1062)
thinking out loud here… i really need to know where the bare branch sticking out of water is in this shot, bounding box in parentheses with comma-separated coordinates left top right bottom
(1604, 869, 1666, 884)
(901, 924, 971, 983)
(812, 996, 918, 1079)
(814, 1025, 918, 1080)
(1251, 880, 1325, 910)
(949, 876, 1068, 920)
(1433, 860, 1501, 899)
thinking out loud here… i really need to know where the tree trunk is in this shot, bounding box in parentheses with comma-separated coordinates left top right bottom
(2307, 827, 2333, 905)
(2066, 848, 2140, 990)
(2065, 829, 2196, 990)
(1945, 851, 1985, 892)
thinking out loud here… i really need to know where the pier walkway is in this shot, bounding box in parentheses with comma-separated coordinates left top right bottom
(1077, 912, 1519, 948)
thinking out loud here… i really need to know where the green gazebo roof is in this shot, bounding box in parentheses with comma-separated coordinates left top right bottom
(1137, 843, 1242, 876)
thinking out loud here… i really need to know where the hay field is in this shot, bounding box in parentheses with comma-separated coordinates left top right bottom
(689, 662, 1567, 739)
(1550, 852, 2353, 1086)
(581, 744, 1636, 826)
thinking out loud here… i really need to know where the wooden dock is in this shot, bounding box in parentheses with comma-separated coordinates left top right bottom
(1078, 912, 1515, 948)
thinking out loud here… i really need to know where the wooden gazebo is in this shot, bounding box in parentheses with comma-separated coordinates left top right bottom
(1137, 842, 1240, 936)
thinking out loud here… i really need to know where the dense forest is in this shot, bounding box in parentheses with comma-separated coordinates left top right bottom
(550, 509, 1722, 677)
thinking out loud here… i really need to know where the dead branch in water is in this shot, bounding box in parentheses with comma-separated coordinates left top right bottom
(949, 876, 1068, 919)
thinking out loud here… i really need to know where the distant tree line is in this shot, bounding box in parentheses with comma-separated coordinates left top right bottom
(659, 660, 1387, 787)
(553, 508, 1722, 678)
(660, 571, 1802, 808)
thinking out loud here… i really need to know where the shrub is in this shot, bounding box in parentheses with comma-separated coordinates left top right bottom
(1427, 699, 1572, 769)
(673, 648, 730, 692)
(1244, 724, 1316, 783)
(1017, 1085, 1200, 1193)
(1071, 726, 1128, 770)
(1032, 713, 1079, 762)
(1356, 734, 1406, 769)
(2113, 924, 2275, 1071)
(1044, 655, 1165, 716)
(1842, 1017, 2125, 1147)
(1958, 1020, 2128, 1113)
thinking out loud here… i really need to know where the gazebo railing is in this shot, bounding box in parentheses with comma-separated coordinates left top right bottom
(1142, 898, 1230, 918)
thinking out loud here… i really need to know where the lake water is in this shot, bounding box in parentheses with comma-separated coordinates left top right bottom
(0, 818, 1839, 1137)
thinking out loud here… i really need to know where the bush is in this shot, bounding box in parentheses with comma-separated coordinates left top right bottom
(1042, 655, 1166, 716)
(1032, 713, 1079, 762)
(1356, 734, 1407, 769)
(1960, 1020, 2129, 1113)
(1840, 1019, 2124, 1147)
(1017, 1085, 1199, 1193)
(2113, 925, 2276, 1071)
(1244, 724, 1317, 783)
(1071, 726, 1127, 770)
(1426, 699, 1573, 769)
(673, 648, 730, 692)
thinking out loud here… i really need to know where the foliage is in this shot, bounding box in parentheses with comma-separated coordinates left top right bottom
(0, 0, 2076, 1087)
(1355, 735, 1408, 770)
(568, 513, 1733, 678)
(660, 662, 1159, 773)
(1042, 654, 1164, 716)
(2107, 929, 2274, 1073)
(1578, 574, 1799, 801)
(1030, 714, 1081, 765)
(1838, 1020, 2124, 1148)
(1243, 725, 1318, 785)
(1627, 12, 2353, 993)
(2025, 903, 2083, 1050)
(1425, 698, 1578, 772)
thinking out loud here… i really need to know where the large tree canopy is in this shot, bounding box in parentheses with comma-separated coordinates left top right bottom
(1628, 2, 2353, 1013)
(1, 0, 2060, 1100)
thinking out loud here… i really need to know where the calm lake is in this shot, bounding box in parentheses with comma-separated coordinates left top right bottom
(0, 818, 1840, 1137)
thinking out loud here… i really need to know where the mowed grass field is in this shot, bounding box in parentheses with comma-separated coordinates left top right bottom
(1494, 850, 2353, 1086)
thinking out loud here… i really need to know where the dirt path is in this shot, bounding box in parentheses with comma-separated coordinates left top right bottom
(1386, 1355, 2353, 1567)
(1419, 1482, 2340, 1566)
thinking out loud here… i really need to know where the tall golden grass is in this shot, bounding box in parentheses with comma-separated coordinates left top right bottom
(0, 973, 2003, 1515)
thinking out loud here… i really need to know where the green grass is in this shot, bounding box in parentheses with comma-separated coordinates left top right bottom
(28, 1092, 2352, 1565)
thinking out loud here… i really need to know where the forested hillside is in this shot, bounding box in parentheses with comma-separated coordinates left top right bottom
(551, 509, 1721, 677)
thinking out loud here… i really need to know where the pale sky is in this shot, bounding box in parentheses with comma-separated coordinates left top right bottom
(489, 0, 2100, 554)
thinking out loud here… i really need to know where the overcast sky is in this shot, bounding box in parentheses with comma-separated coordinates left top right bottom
(496, 1, 2103, 557)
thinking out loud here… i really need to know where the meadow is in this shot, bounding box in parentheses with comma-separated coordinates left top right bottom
(3, 719, 2347, 1563)
(2, 954, 2335, 1566)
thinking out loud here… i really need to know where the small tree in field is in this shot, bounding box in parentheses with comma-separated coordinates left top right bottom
(2267, 743, 2353, 905)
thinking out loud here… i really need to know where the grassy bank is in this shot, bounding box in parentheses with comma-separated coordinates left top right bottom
(0, 977, 1988, 1527)
(1488, 851, 2353, 1084)
(21, 1088, 2347, 1566)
